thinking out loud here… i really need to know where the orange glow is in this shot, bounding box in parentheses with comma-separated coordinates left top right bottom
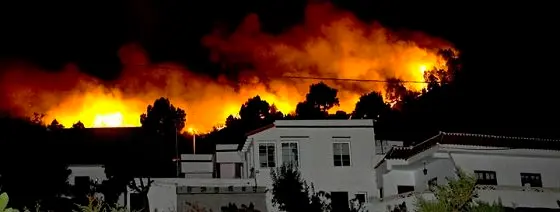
(0, 3, 456, 133)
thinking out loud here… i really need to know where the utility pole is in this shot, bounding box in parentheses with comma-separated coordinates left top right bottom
(175, 122, 180, 177)
(189, 128, 196, 154)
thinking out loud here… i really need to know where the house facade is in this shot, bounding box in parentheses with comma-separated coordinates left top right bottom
(241, 119, 380, 212)
(372, 132, 560, 212)
(127, 144, 267, 212)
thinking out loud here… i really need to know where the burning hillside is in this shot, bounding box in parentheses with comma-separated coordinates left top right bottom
(0, 3, 455, 133)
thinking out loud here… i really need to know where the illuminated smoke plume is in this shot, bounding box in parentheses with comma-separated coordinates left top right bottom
(203, 3, 455, 110)
(0, 2, 455, 133)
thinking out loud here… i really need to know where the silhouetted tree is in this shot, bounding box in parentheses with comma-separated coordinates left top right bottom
(270, 163, 330, 212)
(296, 82, 339, 119)
(329, 110, 350, 119)
(28, 112, 45, 125)
(207, 96, 283, 148)
(72, 121, 85, 129)
(47, 119, 64, 131)
(140, 97, 186, 136)
(0, 116, 71, 210)
(238, 95, 281, 131)
(416, 169, 505, 212)
(353, 91, 389, 120)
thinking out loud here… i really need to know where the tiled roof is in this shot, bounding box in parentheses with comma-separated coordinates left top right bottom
(244, 124, 275, 137)
(384, 132, 560, 160)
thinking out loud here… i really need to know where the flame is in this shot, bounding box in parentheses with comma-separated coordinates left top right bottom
(0, 3, 456, 133)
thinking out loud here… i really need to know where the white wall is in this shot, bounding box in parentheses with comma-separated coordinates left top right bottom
(246, 120, 377, 212)
(451, 152, 560, 188)
(219, 163, 236, 178)
(413, 159, 455, 192)
(382, 170, 416, 197)
(128, 178, 256, 212)
(181, 154, 213, 178)
(375, 146, 560, 211)
(68, 165, 106, 185)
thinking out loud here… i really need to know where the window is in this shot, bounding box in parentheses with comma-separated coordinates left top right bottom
(130, 193, 145, 211)
(333, 142, 351, 167)
(379, 188, 384, 199)
(428, 177, 438, 191)
(281, 142, 299, 166)
(234, 163, 242, 178)
(355, 193, 367, 204)
(75, 176, 90, 190)
(397, 186, 414, 194)
(474, 170, 497, 185)
(258, 143, 276, 168)
(331, 192, 349, 212)
(521, 173, 542, 187)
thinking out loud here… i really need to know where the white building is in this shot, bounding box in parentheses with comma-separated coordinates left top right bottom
(240, 119, 382, 212)
(68, 164, 106, 186)
(372, 132, 560, 212)
(128, 145, 266, 212)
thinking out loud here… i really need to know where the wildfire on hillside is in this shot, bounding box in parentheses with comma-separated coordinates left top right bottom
(0, 3, 456, 133)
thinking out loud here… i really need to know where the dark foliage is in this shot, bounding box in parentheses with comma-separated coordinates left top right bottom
(140, 97, 187, 136)
(220, 202, 261, 212)
(205, 96, 282, 149)
(352, 91, 388, 120)
(388, 202, 407, 212)
(72, 121, 85, 129)
(296, 82, 340, 119)
(0, 115, 71, 210)
(270, 163, 330, 212)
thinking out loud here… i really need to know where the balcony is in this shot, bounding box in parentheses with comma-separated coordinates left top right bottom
(369, 185, 560, 212)
(369, 191, 435, 212)
(181, 178, 255, 187)
(475, 185, 560, 208)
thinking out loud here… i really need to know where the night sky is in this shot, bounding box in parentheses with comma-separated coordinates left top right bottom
(0, 0, 558, 131)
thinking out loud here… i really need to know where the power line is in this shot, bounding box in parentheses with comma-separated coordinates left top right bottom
(273, 75, 428, 84)
(126, 63, 431, 84)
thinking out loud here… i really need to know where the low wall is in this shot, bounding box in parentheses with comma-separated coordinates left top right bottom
(177, 186, 268, 212)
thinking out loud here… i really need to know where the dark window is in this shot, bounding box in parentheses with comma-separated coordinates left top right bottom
(333, 142, 351, 167)
(259, 143, 276, 168)
(281, 142, 299, 166)
(397, 186, 414, 194)
(474, 170, 497, 185)
(129, 193, 144, 212)
(355, 193, 367, 204)
(331, 192, 349, 212)
(215, 164, 221, 178)
(428, 177, 437, 191)
(74, 176, 90, 191)
(521, 173, 542, 187)
(235, 163, 242, 178)
(379, 188, 384, 198)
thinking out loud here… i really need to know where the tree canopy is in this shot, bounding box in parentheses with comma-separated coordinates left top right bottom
(140, 97, 187, 136)
(415, 169, 505, 212)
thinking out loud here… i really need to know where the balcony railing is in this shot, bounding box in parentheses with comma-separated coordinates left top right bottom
(370, 185, 560, 212)
(475, 184, 560, 193)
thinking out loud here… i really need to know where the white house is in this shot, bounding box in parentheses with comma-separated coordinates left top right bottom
(240, 119, 381, 212)
(372, 132, 560, 212)
(68, 164, 106, 186)
(128, 145, 266, 212)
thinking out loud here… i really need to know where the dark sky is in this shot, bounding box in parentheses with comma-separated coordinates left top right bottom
(0, 0, 555, 77)
(0, 0, 558, 124)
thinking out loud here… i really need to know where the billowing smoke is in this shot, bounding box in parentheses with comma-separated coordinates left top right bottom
(0, 2, 455, 133)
